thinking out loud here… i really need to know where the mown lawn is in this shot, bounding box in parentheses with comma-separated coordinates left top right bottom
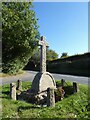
(1, 80, 90, 119)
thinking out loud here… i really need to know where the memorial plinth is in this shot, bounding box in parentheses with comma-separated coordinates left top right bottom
(31, 72, 56, 94)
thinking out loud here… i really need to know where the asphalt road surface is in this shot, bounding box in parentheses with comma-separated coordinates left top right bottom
(0, 70, 89, 85)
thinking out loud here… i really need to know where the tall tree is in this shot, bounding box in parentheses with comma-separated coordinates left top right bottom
(2, 2, 40, 74)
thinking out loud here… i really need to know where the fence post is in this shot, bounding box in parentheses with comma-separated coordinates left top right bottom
(61, 79, 65, 87)
(16, 79, 22, 91)
(10, 83, 16, 100)
(47, 88, 55, 107)
(73, 82, 79, 93)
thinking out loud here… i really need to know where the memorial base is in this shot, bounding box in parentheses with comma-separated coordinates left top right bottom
(18, 72, 56, 105)
(30, 72, 56, 93)
(29, 72, 56, 105)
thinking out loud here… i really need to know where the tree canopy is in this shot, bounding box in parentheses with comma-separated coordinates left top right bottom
(2, 2, 40, 74)
(61, 52, 68, 58)
(33, 47, 58, 60)
(24, 47, 58, 70)
(46, 48, 58, 61)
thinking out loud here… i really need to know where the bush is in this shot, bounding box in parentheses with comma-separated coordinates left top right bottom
(54, 87, 65, 102)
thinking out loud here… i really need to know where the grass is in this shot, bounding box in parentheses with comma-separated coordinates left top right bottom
(0, 70, 26, 77)
(1, 80, 90, 119)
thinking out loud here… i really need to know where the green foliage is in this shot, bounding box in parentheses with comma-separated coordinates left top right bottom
(46, 48, 58, 61)
(22, 81, 32, 91)
(24, 47, 58, 70)
(31, 47, 58, 63)
(61, 52, 68, 58)
(2, 2, 40, 74)
(30, 47, 40, 65)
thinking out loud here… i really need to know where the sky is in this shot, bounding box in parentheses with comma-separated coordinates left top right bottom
(33, 2, 88, 57)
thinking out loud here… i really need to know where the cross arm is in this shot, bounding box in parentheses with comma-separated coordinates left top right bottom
(39, 40, 49, 47)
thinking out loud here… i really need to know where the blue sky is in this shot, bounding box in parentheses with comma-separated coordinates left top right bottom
(33, 2, 88, 57)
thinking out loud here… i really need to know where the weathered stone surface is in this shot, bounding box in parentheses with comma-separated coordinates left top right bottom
(10, 83, 16, 100)
(18, 90, 47, 105)
(47, 88, 55, 107)
(31, 72, 56, 94)
(29, 36, 56, 105)
(39, 36, 48, 73)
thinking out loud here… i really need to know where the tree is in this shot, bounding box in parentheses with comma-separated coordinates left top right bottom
(31, 48, 58, 62)
(24, 47, 58, 70)
(2, 2, 40, 74)
(61, 52, 68, 58)
(29, 48, 58, 66)
(46, 48, 58, 61)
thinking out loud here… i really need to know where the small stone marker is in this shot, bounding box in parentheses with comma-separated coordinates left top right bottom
(73, 82, 79, 93)
(47, 88, 55, 107)
(16, 79, 22, 91)
(61, 79, 65, 87)
(10, 83, 16, 100)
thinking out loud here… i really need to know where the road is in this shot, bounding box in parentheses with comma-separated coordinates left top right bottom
(0, 70, 89, 85)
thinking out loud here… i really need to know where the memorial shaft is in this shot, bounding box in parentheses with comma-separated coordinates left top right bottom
(39, 36, 48, 73)
(41, 43, 46, 73)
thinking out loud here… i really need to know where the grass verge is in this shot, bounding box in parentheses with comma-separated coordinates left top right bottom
(1, 80, 90, 119)
(0, 70, 26, 77)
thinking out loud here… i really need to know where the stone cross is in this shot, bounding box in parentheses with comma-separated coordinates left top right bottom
(39, 36, 48, 73)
